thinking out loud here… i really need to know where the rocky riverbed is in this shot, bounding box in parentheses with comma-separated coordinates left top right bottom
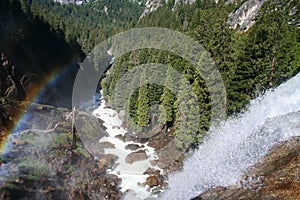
(0, 98, 184, 199)
(91, 97, 168, 198)
(0, 103, 123, 199)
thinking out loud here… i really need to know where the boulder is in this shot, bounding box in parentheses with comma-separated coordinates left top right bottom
(115, 134, 124, 141)
(118, 110, 126, 121)
(146, 176, 159, 187)
(125, 150, 148, 164)
(124, 144, 141, 151)
(124, 132, 138, 142)
(99, 142, 115, 149)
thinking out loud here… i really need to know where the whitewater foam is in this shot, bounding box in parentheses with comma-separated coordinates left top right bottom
(92, 96, 161, 199)
(162, 73, 300, 199)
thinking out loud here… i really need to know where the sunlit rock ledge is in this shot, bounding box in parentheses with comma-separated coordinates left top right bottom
(53, 0, 90, 6)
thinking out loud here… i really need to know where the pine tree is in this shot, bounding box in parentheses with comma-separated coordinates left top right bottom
(174, 76, 199, 150)
(136, 68, 150, 128)
(159, 66, 179, 128)
(192, 74, 210, 139)
(110, 56, 129, 111)
(125, 66, 142, 128)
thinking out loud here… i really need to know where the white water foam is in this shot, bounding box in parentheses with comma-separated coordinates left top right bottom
(161, 73, 300, 199)
(93, 97, 161, 199)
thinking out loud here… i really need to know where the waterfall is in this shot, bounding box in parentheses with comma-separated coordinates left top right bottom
(161, 73, 300, 199)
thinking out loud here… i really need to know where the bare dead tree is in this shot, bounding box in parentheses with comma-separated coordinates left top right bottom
(269, 47, 277, 87)
(71, 106, 76, 149)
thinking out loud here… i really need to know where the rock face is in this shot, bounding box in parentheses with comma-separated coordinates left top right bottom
(0, 0, 82, 144)
(193, 137, 300, 200)
(53, 0, 89, 5)
(0, 1, 82, 108)
(139, 0, 163, 20)
(0, 53, 26, 101)
(139, 0, 196, 19)
(192, 186, 261, 200)
(174, 0, 196, 8)
(227, 0, 266, 32)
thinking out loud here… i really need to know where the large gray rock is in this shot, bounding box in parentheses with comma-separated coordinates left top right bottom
(53, 0, 89, 5)
(228, 0, 266, 32)
(125, 149, 149, 164)
(139, 0, 197, 20)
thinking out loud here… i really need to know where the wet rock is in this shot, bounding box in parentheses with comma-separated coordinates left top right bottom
(118, 110, 126, 121)
(124, 132, 138, 142)
(125, 150, 148, 164)
(144, 168, 161, 176)
(148, 139, 163, 150)
(121, 121, 129, 129)
(146, 176, 159, 187)
(125, 144, 141, 151)
(193, 137, 300, 200)
(86, 176, 122, 200)
(115, 134, 124, 141)
(98, 154, 119, 170)
(99, 142, 115, 149)
(145, 124, 163, 138)
(73, 114, 108, 154)
(105, 174, 122, 186)
(192, 186, 262, 200)
(244, 136, 300, 199)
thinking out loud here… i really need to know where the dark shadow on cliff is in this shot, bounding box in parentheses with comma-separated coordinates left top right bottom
(0, 0, 85, 108)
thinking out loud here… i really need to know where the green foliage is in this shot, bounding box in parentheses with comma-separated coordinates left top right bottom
(103, 0, 300, 147)
(18, 159, 48, 179)
(9, 0, 300, 148)
(174, 76, 199, 150)
(18, 0, 144, 52)
(73, 144, 90, 158)
(136, 69, 150, 127)
(226, 0, 300, 114)
(159, 67, 178, 124)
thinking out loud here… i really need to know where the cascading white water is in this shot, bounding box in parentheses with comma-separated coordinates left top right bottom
(92, 94, 163, 199)
(161, 73, 300, 200)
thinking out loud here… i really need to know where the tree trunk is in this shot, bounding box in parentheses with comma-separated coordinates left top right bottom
(71, 106, 76, 149)
(269, 47, 276, 87)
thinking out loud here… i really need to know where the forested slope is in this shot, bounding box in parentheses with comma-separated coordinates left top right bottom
(19, 0, 145, 52)
(101, 0, 300, 146)
(0, 0, 82, 142)
(3, 0, 300, 148)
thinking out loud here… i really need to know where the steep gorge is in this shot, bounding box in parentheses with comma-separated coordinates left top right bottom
(0, 0, 83, 140)
(0, 0, 299, 199)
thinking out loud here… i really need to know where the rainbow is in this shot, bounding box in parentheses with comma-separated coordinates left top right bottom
(0, 64, 76, 155)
